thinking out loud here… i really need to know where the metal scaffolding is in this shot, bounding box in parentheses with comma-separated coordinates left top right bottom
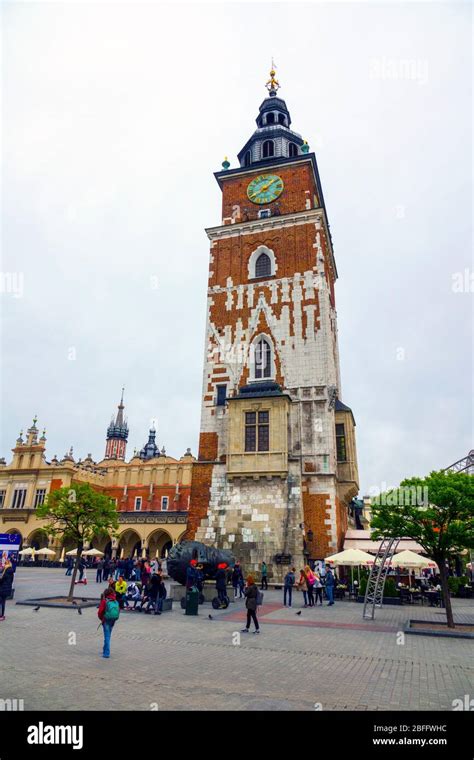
(362, 537, 400, 620)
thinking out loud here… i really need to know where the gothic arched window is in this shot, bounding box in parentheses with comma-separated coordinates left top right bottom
(244, 151, 251, 167)
(253, 337, 272, 380)
(266, 112, 275, 125)
(289, 142, 298, 157)
(263, 140, 274, 158)
(255, 252, 271, 278)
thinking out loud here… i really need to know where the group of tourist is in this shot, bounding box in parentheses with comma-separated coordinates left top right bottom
(283, 565, 335, 607)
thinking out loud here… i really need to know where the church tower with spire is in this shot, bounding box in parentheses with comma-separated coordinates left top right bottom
(104, 390, 129, 460)
(188, 67, 359, 579)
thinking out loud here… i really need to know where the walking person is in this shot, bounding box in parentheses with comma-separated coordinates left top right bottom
(65, 556, 73, 576)
(297, 569, 309, 607)
(97, 586, 120, 658)
(283, 567, 296, 607)
(241, 575, 260, 634)
(0, 560, 14, 622)
(305, 565, 315, 607)
(325, 567, 335, 606)
(215, 563, 228, 605)
(96, 558, 104, 584)
(102, 557, 110, 580)
(314, 573, 323, 606)
(260, 561, 268, 591)
(232, 562, 244, 599)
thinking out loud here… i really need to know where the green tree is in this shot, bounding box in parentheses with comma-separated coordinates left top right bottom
(37, 483, 118, 602)
(371, 470, 474, 628)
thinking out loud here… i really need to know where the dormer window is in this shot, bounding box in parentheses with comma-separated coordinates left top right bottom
(258, 209, 271, 220)
(266, 112, 275, 125)
(289, 142, 298, 157)
(263, 140, 274, 158)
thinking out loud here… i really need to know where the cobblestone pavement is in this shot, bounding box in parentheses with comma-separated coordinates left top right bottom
(1, 569, 473, 711)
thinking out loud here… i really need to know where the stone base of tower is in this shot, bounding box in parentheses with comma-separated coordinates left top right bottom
(192, 462, 306, 582)
(188, 464, 352, 580)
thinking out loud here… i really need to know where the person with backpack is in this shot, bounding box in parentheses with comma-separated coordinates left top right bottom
(283, 567, 296, 607)
(97, 586, 120, 658)
(0, 560, 14, 622)
(242, 575, 260, 634)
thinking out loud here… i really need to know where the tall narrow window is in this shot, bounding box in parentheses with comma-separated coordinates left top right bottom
(244, 151, 251, 167)
(161, 496, 169, 511)
(34, 489, 46, 508)
(134, 496, 142, 511)
(245, 412, 257, 452)
(257, 411, 269, 451)
(216, 385, 227, 406)
(262, 140, 274, 158)
(278, 113, 286, 125)
(11, 489, 27, 509)
(336, 424, 347, 462)
(253, 337, 271, 379)
(266, 112, 275, 125)
(289, 142, 298, 157)
(255, 252, 271, 278)
(0, 490, 5, 507)
(245, 411, 270, 452)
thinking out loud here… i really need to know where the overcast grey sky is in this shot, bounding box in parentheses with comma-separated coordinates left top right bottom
(1, 1, 472, 494)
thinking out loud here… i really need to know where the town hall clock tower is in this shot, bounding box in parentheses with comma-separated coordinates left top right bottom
(187, 68, 359, 579)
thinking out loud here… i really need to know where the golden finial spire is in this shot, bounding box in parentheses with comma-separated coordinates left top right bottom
(266, 59, 280, 95)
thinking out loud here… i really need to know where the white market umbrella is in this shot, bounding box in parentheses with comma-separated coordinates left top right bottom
(19, 547, 35, 556)
(82, 548, 104, 557)
(35, 547, 56, 556)
(65, 549, 78, 556)
(390, 549, 438, 586)
(325, 548, 375, 586)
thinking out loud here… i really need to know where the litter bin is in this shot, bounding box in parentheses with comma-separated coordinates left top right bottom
(185, 585, 199, 616)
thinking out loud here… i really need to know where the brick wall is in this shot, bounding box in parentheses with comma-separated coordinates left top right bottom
(302, 490, 333, 559)
(198, 432, 219, 461)
(185, 462, 214, 540)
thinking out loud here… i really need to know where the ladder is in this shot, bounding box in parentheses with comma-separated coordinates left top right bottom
(362, 537, 400, 620)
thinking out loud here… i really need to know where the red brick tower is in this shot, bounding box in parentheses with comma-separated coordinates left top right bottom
(188, 68, 359, 579)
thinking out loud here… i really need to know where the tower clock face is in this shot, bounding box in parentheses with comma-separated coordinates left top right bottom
(247, 174, 284, 205)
